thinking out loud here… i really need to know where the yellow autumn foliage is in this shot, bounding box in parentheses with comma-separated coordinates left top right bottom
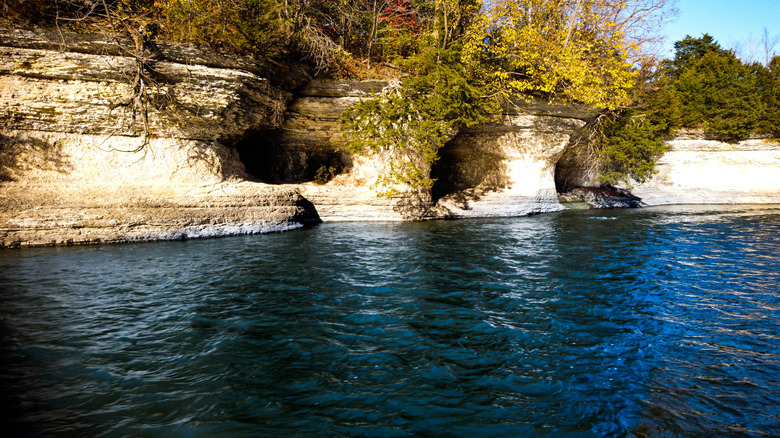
(463, 0, 639, 109)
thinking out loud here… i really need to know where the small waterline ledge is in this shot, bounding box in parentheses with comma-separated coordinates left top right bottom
(0, 220, 308, 248)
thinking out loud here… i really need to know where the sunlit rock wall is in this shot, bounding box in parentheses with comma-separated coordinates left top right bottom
(240, 79, 412, 221)
(433, 101, 599, 217)
(256, 84, 600, 220)
(631, 135, 780, 205)
(0, 29, 318, 247)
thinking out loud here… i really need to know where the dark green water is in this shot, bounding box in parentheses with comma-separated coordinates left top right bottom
(1, 205, 779, 437)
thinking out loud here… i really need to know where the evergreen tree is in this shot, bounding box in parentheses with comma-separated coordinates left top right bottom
(756, 56, 780, 137)
(340, 19, 497, 197)
(664, 34, 764, 141)
(598, 74, 681, 186)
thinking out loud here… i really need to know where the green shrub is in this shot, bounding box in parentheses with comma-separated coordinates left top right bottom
(314, 165, 339, 185)
(598, 115, 670, 187)
(597, 71, 680, 186)
(339, 43, 498, 195)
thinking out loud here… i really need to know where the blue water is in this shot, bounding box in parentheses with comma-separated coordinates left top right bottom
(1, 205, 779, 437)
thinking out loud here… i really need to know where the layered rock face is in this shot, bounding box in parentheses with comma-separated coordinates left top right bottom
(236, 79, 408, 221)
(0, 34, 606, 248)
(238, 81, 599, 220)
(631, 134, 780, 205)
(555, 126, 780, 207)
(433, 102, 598, 217)
(12, 28, 778, 247)
(0, 28, 318, 247)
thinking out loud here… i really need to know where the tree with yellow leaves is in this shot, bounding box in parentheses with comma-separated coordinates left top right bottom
(339, 0, 677, 204)
(462, 0, 671, 109)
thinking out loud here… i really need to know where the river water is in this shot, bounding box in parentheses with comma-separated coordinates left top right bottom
(1, 205, 779, 437)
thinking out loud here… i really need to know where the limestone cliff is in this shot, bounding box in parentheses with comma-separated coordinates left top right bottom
(0, 26, 604, 245)
(6, 27, 778, 247)
(433, 101, 599, 217)
(631, 133, 780, 205)
(235, 79, 407, 221)
(556, 127, 780, 206)
(236, 81, 599, 220)
(0, 28, 318, 247)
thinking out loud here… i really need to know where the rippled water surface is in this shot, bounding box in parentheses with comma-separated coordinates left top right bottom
(1, 205, 779, 437)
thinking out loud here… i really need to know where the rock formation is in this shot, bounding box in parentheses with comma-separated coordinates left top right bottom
(0, 28, 318, 247)
(4, 27, 779, 247)
(237, 81, 599, 220)
(235, 79, 409, 221)
(433, 101, 599, 217)
(631, 133, 780, 205)
(558, 186, 644, 209)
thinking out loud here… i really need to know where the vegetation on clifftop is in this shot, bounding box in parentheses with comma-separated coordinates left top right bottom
(661, 34, 780, 142)
(339, 0, 676, 193)
(340, 1, 499, 196)
(596, 33, 780, 185)
(3, 1, 779, 191)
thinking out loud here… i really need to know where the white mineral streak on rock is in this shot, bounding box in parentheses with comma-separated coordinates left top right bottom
(631, 137, 780, 205)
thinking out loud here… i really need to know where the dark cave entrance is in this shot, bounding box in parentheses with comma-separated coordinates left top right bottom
(430, 131, 509, 203)
(430, 139, 465, 203)
(235, 130, 351, 183)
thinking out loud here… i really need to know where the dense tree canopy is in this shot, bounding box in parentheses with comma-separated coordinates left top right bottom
(463, 0, 639, 109)
(655, 34, 779, 141)
(756, 57, 780, 137)
(662, 35, 765, 141)
(339, 1, 495, 196)
(596, 33, 780, 186)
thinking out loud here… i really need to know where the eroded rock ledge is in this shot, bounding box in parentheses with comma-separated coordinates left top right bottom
(1, 28, 318, 247)
(236, 80, 600, 221)
(432, 102, 598, 217)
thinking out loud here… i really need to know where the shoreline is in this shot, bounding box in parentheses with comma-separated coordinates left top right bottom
(0, 180, 321, 248)
(2, 31, 779, 249)
(4, 199, 780, 249)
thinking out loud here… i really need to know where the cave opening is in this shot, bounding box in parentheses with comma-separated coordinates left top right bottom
(430, 140, 462, 204)
(235, 131, 350, 184)
(554, 164, 571, 194)
(430, 131, 509, 204)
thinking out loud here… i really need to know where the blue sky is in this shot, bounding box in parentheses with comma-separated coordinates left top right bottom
(661, 0, 780, 60)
